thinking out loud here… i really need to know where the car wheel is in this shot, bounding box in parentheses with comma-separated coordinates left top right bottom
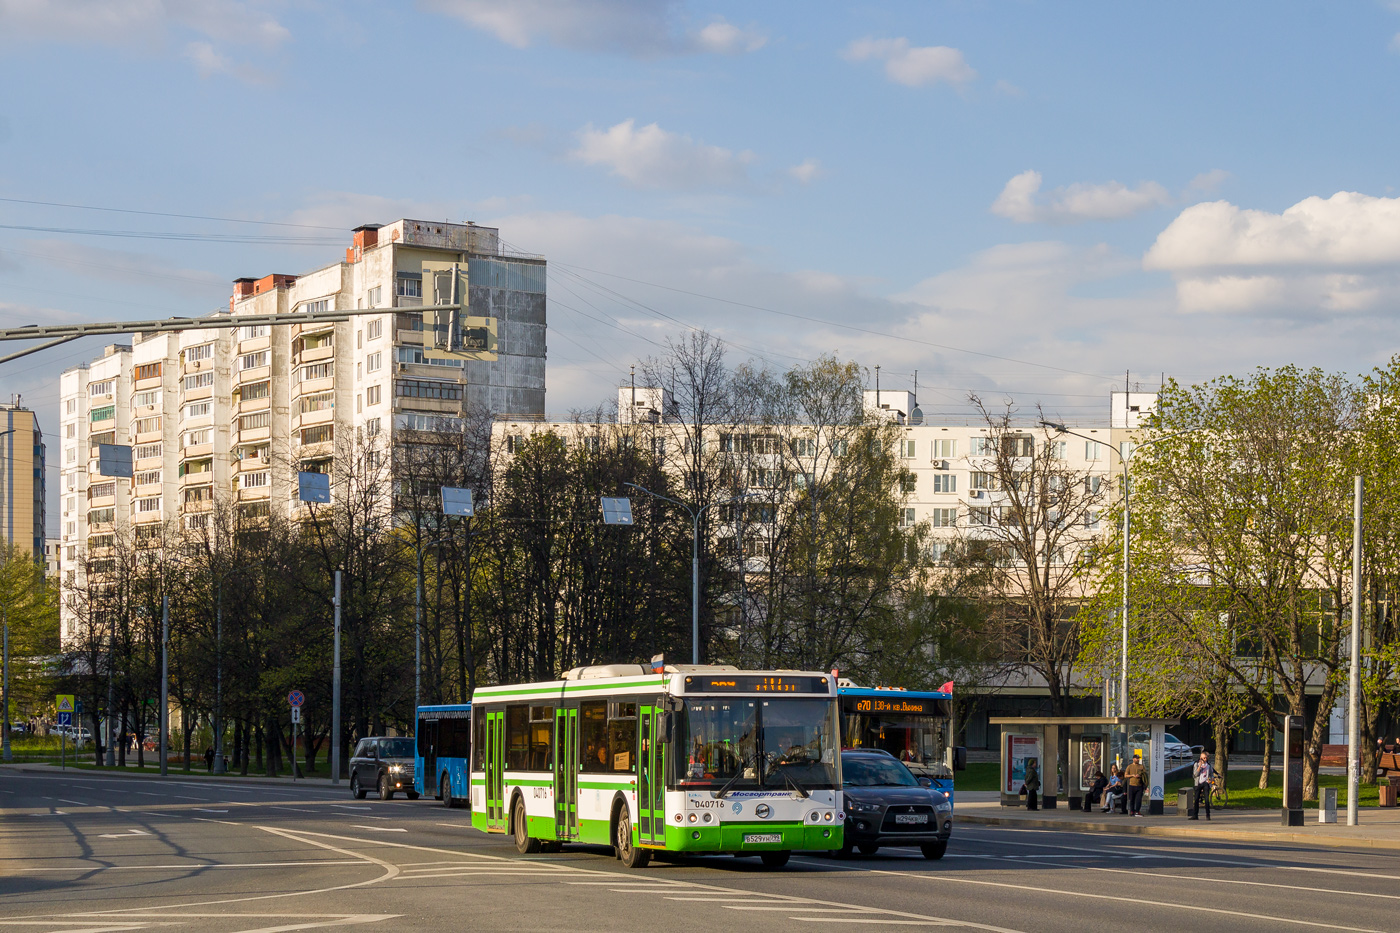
(379, 773, 394, 800)
(857, 843, 879, 856)
(759, 851, 791, 868)
(406, 791, 420, 801)
(350, 773, 365, 800)
(921, 840, 948, 860)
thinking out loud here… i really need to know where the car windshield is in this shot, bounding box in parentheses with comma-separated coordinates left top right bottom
(679, 696, 838, 791)
(843, 755, 920, 787)
(383, 738, 415, 758)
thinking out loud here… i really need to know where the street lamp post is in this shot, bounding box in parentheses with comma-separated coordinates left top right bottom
(0, 428, 14, 763)
(1042, 421, 1188, 719)
(620, 483, 752, 666)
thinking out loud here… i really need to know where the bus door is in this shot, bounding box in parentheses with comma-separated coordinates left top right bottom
(637, 702, 666, 845)
(553, 706, 578, 839)
(419, 718, 438, 796)
(485, 709, 506, 831)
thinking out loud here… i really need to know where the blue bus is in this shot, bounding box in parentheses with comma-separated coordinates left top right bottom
(838, 682, 964, 799)
(415, 703, 471, 808)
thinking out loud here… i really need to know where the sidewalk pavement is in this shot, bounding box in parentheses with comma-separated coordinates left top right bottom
(955, 790, 1400, 851)
(0, 761, 340, 787)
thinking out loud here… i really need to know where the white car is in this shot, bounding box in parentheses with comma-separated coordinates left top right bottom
(1129, 732, 1197, 762)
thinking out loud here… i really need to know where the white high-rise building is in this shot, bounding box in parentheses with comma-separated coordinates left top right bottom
(58, 219, 546, 644)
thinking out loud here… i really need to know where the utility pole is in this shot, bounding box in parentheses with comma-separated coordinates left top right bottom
(159, 593, 168, 777)
(331, 570, 342, 785)
(1348, 475, 1363, 827)
(1, 607, 10, 763)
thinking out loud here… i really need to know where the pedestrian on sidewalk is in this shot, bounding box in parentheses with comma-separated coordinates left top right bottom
(204, 747, 215, 772)
(1124, 754, 1148, 817)
(1190, 750, 1214, 820)
(1024, 759, 1041, 811)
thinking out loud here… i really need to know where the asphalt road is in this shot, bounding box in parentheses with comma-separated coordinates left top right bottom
(4, 769, 1400, 933)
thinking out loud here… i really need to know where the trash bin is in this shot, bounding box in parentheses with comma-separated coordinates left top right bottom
(1380, 781, 1397, 808)
(1319, 786, 1337, 823)
(1177, 788, 1193, 817)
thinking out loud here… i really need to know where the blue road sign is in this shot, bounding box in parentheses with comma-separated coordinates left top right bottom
(57, 712, 72, 727)
(297, 471, 330, 503)
(288, 690, 305, 708)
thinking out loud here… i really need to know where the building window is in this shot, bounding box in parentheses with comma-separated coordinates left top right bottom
(238, 411, 270, 431)
(66, 398, 78, 414)
(185, 343, 213, 362)
(300, 424, 334, 445)
(89, 431, 115, 448)
(1051, 440, 1068, 459)
(933, 473, 957, 494)
(133, 443, 162, 460)
(88, 380, 114, 397)
(239, 351, 269, 371)
(133, 390, 159, 407)
(183, 428, 212, 447)
(1085, 475, 1103, 494)
(933, 439, 957, 458)
(900, 508, 917, 528)
(830, 439, 849, 457)
(969, 437, 990, 456)
(971, 471, 996, 490)
(395, 379, 463, 400)
(65, 424, 76, 438)
(184, 513, 210, 531)
(136, 497, 162, 513)
(184, 486, 213, 504)
(132, 416, 161, 435)
(298, 391, 334, 414)
(241, 471, 270, 488)
(507, 434, 525, 454)
(396, 275, 422, 298)
(66, 447, 76, 463)
(969, 506, 992, 526)
(241, 324, 271, 339)
(1085, 509, 1101, 529)
(88, 482, 116, 498)
(368, 287, 381, 307)
(1085, 440, 1102, 460)
(134, 362, 161, 381)
(184, 371, 214, 390)
(652, 436, 665, 458)
(134, 470, 161, 486)
(365, 417, 381, 436)
(90, 508, 115, 524)
(900, 439, 916, 459)
(791, 437, 816, 457)
(241, 380, 270, 400)
(395, 346, 463, 369)
(931, 507, 958, 528)
(367, 319, 383, 340)
(240, 501, 271, 519)
(901, 473, 917, 493)
(298, 362, 334, 382)
(184, 401, 211, 419)
(366, 385, 381, 406)
(89, 405, 115, 423)
(367, 351, 382, 373)
(300, 299, 329, 315)
(1003, 436, 1034, 458)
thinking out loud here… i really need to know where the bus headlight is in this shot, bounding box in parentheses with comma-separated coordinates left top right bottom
(823, 811, 834, 821)
(688, 813, 698, 823)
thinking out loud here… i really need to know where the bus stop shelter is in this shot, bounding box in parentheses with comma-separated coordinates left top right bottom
(989, 716, 1180, 815)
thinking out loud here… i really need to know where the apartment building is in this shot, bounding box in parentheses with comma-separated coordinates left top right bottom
(0, 402, 46, 562)
(58, 219, 546, 644)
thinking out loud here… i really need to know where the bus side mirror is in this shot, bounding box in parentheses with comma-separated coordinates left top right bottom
(954, 746, 967, 772)
(657, 711, 673, 744)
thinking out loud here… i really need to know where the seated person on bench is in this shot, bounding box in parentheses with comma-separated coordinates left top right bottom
(1101, 766, 1125, 813)
(1084, 770, 1107, 810)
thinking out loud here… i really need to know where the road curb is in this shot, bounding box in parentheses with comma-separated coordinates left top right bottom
(0, 763, 338, 788)
(954, 811, 1400, 851)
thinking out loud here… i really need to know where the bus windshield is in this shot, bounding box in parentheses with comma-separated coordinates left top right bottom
(844, 710, 951, 779)
(680, 696, 838, 791)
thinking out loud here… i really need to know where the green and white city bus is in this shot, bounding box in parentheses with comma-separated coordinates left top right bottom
(469, 663, 844, 868)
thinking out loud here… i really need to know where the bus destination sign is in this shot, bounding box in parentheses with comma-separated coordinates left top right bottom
(851, 697, 932, 715)
(684, 674, 829, 694)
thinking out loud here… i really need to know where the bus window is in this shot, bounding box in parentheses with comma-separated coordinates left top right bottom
(442, 718, 470, 759)
(579, 701, 608, 772)
(528, 706, 554, 771)
(606, 702, 637, 773)
(505, 705, 530, 770)
(471, 712, 486, 770)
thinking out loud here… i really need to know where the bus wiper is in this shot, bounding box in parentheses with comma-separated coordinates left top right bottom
(714, 755, 754, 799)
(776, 767, 810, 799)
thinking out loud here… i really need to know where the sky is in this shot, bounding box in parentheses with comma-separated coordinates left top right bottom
(4, 1, 1400, 534)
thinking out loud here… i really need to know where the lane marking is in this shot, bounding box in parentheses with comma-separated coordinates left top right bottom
(96, 830, 150, 839)
(349, 826, 406, 833)
(193, 809, 229, 813)
(13, 861, 364, 872)
(871, 868, 1388, 932)
(1022, 857, 1400, 903)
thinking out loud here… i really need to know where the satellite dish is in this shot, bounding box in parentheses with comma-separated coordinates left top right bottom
(910, 406, 924, 425)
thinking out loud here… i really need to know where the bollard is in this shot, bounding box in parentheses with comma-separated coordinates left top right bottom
(1319, 786, 1337, 824)
(1178, 788, 1193, 817)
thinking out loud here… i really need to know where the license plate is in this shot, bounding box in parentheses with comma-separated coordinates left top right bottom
(744, 833, 782, 844)
(895, 814, 928, 824)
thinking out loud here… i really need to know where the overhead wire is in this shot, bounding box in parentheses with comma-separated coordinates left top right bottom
(0, 196, 346, 230)
(0, 224, 342, 245)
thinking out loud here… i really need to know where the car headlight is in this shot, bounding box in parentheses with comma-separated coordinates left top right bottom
(388, 764, 404, 773)
(935, 803, 952, 815)
(847, 801, 880, 814)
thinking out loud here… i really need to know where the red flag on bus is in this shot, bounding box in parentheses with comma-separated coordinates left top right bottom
(939, 681, 954, 694)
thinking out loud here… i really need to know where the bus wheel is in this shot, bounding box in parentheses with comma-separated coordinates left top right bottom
(759, 851, 791, 869)
(440, 775, 456, 808)
(616, 810, 650, 868)
(921, 841, 947, 860)
(514, 797, 541, 854)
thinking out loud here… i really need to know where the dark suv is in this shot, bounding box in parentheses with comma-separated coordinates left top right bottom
(840, 749, 952, 859)
(350, 737, 419, 800)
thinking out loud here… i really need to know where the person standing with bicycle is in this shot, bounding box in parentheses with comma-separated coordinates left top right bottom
(1190, 750, 1215, 820)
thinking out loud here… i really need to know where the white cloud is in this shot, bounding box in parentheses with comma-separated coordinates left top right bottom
(1145, 191, 1400, 313)
(421, 0, 766, 57)
(1390, 31, 1400, 52)
(842, 37, 975, 87)
(570, 120, 755, 190)
(992, 170, 1170, 224)
(788, 159, 822, 184)
(1186, 169, 1230, 194)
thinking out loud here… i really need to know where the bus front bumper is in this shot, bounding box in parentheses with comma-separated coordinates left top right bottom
(661, 821, 841, 852)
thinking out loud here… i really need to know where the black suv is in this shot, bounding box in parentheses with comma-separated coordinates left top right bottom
(350, 737, 419, 800)
(840, 749, 952, 859)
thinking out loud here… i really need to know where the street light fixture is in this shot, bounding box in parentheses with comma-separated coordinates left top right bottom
(1041, 420, 1188, 719)
(608, 484, 754, 665)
